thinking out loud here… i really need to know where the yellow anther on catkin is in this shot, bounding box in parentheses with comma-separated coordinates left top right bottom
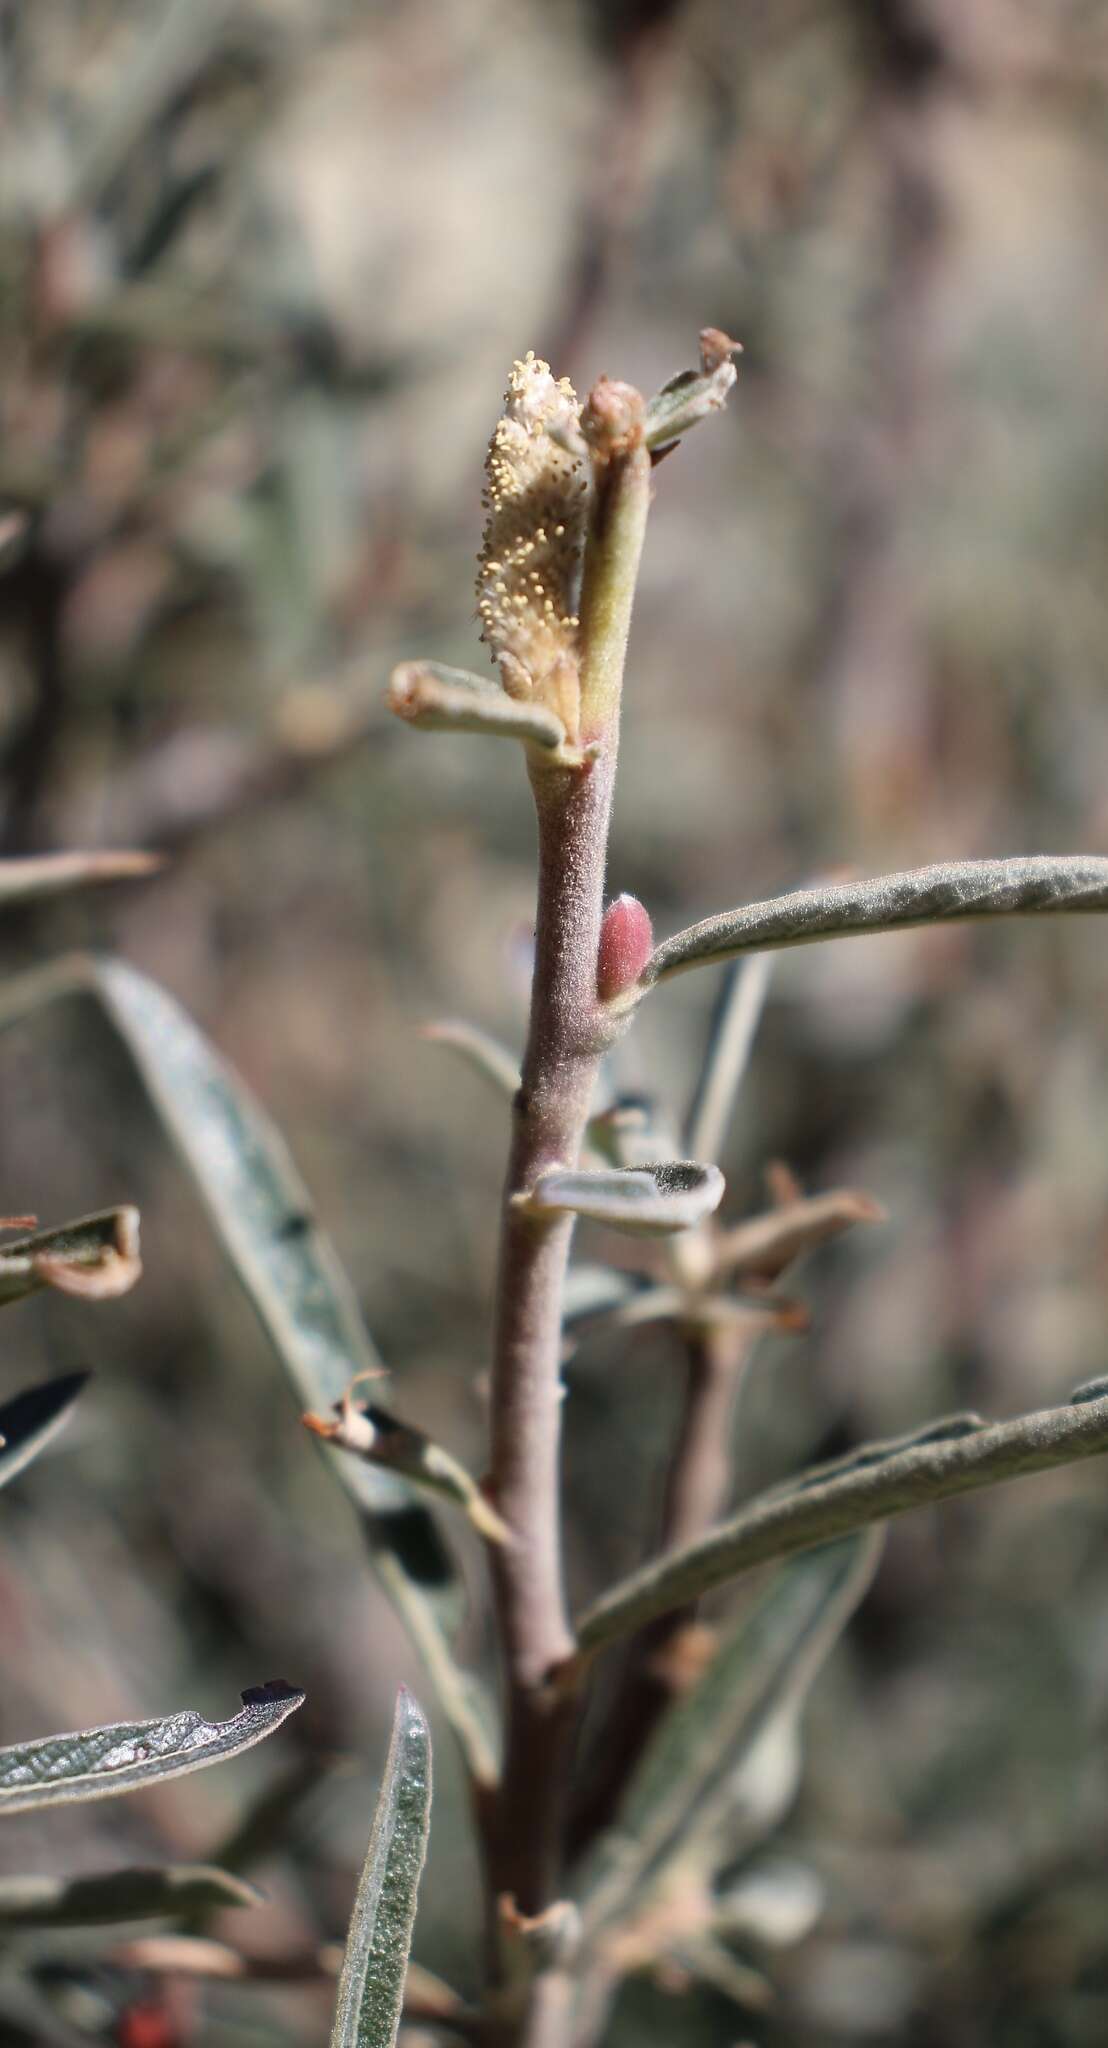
(476, 353, 587, 740)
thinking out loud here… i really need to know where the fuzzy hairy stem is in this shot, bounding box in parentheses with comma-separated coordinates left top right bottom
(575, 1391, 1108, 1655)
(484, 440, 650, 1943)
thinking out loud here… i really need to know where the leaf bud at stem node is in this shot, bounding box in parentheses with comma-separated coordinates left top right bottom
(597, 893, 654, 1001)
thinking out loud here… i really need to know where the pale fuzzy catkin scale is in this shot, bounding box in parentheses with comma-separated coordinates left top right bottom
(477, 353, 586, 741)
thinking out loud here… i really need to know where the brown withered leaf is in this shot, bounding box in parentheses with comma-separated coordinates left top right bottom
(0, 1208, 141, 1307)
(303, 1385, 510, 1545)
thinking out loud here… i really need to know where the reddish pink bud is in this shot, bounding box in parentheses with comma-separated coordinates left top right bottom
(597, 893, 653, 1001)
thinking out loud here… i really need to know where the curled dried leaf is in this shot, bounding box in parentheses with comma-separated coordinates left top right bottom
(388, 661, 567, 752)
(304, 1382, 510, 1546)
(643, 333, 742, 456)
(524, 1162, 725, 1238)
(0, 1207, 141, 1307)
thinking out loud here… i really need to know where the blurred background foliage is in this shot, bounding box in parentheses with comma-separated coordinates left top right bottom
(2, 0, 1108, 2041)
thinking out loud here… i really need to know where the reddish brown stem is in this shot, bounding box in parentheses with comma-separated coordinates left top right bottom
(486, 752, 617, 1914)
(477, 427, 650, 2048)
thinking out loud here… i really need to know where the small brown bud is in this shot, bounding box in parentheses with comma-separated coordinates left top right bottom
(581, 378, 646, 459)
(699, 326, 743, 373)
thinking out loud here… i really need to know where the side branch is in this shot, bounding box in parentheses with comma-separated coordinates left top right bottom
(575, 1392, 1108, 1655)
(641, 854, 1108, 986)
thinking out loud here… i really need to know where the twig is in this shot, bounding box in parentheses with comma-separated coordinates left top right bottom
(712, 1187, 885, 1283)
(575, 1392, 1108, 1655)
(484, 424, 652, 1921)
(0, 850, 161, 903)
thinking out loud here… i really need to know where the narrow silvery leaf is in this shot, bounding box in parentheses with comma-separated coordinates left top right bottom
(0, 1373, 89, 1491)
(0, 851, 159, 908)
(644, 330, 741, 454)
(0, 1682, 304, 1815)
(684, 955, 773, 1165)
(388, 661, 566, 750)
(578, 1535, 881, 1937)
(526, 1161, 724, 1237)
(0, 1208, 141, 1307)
(330, 1689, 432, 2048)
(420, 1019, 521, 1099)
(0, 1864, 263, 1927)
(303, 1397, 509, 1546)
(645, 855, 1108, 985)
(0, 956, 496, 1789)
(576, 1394, 1108, 1654)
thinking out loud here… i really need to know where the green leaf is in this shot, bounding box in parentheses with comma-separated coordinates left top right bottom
(0, 955, 496, 1787)
(644, 855, 1108, 986)
(524, 1161, 725, 1236)
(0, 852, 159, 909)
(388, 661, 567, 751)
(330, 1689, 432, 2048)
(0, 1863, 263, 1928)
(0, 1682, 304, 1815)
(0, 1373, 90, 1491)
(0, 1208, 141, 1307)
(577, 1536, 881, 1937)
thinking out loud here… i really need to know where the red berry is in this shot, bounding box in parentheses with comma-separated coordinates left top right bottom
(116, 2003, 179, 2048)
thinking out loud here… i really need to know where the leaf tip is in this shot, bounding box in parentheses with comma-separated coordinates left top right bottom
(394, 1684, 430, 1744)
(301, 1408, 338, 1440)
